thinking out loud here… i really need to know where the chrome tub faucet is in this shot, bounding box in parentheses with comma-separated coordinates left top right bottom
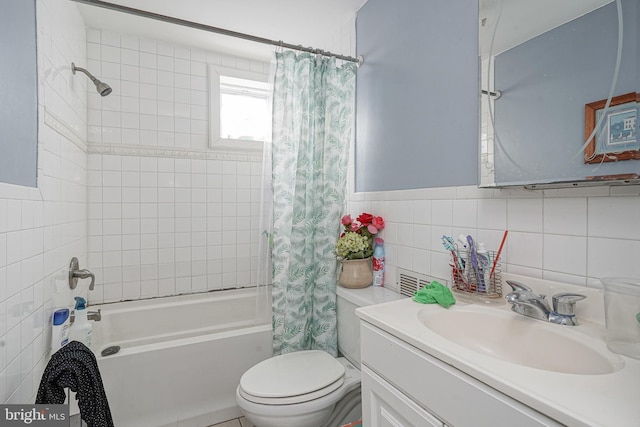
(505, 280, 586, 326)
(71, 309, 101, 323)
(87, 309, 102, 321)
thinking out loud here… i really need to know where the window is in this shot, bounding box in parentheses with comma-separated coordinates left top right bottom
(209, 66, 271, 151)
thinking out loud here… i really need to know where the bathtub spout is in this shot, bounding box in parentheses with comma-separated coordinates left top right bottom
(71, 309, 101, 323)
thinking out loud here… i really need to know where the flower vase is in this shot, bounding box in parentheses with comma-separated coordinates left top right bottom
(338, 257, 373, 289)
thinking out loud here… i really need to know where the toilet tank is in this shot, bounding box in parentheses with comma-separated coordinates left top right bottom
(336, 286, 405, 368)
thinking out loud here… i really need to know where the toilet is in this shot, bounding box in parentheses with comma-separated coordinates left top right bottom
(235, 286, 404, 427)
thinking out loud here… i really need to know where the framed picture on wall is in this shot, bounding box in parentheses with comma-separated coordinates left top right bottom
(584, 92, 640, 164)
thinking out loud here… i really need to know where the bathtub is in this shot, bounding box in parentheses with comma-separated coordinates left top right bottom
(90, 287, 272, 427)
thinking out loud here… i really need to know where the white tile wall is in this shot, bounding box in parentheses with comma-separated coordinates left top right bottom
(85, 28, 269, 150)
(85, 29, 268, 303)
(0, 0, 88, 403)
(336, 13, 640, 294)
(335, 10, 640, 293)
(347, 185, 640, 290)
(86, 152, 262, 303)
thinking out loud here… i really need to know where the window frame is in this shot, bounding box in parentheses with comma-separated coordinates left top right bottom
(209, 65, 271, 152)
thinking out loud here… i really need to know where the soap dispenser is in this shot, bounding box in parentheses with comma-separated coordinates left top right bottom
(51, 308, 70, 353)
(69, 296, 92, 349)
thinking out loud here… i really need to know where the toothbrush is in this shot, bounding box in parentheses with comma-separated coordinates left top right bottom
(466, 235, 480, 290)
(441, 236, 464, 271)
(441, 236, 467, 286)
(476, 248, 489, 292)
(489, 230, 508, 279)
(457, 234, 469, 274)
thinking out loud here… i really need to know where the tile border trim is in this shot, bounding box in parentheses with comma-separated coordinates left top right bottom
(86, 143, 263, 162)
(44, 107, 87, 153)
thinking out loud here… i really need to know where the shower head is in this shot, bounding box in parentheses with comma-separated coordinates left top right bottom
(71, 62, 112, 96)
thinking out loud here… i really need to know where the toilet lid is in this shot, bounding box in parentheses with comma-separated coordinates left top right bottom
(239, 376, 344, 405)
(240, 350, 345, 401)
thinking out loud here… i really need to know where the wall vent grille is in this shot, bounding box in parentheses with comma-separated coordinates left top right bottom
(397, 268, 441, 298)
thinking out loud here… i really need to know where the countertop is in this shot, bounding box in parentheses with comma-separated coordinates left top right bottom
(356, 277, 640, 427)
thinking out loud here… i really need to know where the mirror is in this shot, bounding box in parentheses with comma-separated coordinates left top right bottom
(479, 0, 639, 188)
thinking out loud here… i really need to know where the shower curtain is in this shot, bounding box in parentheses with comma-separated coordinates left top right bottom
(270, 51, 356, 356)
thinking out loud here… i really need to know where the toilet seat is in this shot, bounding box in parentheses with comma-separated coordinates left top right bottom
(239, 350, 345, 405)
(239, 376, 344, 405)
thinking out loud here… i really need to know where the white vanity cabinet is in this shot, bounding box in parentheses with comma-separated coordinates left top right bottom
(360, 322, 562, 427)
(362, 365, 445, 427)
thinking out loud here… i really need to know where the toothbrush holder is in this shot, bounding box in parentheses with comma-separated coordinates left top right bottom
(450, 250, 503, 304)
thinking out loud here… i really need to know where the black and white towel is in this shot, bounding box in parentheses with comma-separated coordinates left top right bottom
(36, 341, 114, 427)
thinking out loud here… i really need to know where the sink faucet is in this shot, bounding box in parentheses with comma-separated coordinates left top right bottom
(505, 280, 586, 326)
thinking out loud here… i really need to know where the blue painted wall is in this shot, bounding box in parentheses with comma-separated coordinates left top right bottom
(0, 0, 38, 187)
(494, 0, 639, 185)
(355, 0, 479, 191)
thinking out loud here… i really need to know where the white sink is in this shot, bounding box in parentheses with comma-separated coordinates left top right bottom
(418, 305, 624, 375)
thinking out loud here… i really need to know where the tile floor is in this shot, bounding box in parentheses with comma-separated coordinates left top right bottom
(209, 416, 254, 427)
(73, 413, 253, 427)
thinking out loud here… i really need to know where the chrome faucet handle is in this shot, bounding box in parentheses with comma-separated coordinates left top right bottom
(552, 293, 586, 316)
(506, 280, 533, 292)
(75, 269, 96, 290)
(68, 257, 96, 290)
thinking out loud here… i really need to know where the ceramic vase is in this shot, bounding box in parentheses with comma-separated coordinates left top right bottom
(338, 257, 373, 289)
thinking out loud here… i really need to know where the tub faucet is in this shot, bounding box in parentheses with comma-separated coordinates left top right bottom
(71, 309, 101, 323)
(505, 280, 586, 326)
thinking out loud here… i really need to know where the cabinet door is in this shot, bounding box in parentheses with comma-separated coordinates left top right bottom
(362, 365, 444, 427)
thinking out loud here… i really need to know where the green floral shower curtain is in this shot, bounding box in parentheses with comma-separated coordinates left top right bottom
(271, 51, 356, 356)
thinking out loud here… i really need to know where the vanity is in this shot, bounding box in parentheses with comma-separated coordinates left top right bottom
(356, 274, 640, 427)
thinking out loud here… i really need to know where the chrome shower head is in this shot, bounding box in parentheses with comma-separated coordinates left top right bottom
(71, 62, 112, 96)
(94, 81, 112, 97)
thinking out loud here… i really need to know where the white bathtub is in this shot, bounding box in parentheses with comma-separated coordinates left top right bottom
(90, 288, 272, 427)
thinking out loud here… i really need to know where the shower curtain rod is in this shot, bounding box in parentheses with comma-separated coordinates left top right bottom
(70, 0, 364, 66)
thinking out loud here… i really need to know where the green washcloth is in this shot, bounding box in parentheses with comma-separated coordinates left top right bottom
(413, 280, 456, 308)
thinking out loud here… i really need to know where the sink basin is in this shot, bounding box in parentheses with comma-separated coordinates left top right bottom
(418, 306, 624, 375)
